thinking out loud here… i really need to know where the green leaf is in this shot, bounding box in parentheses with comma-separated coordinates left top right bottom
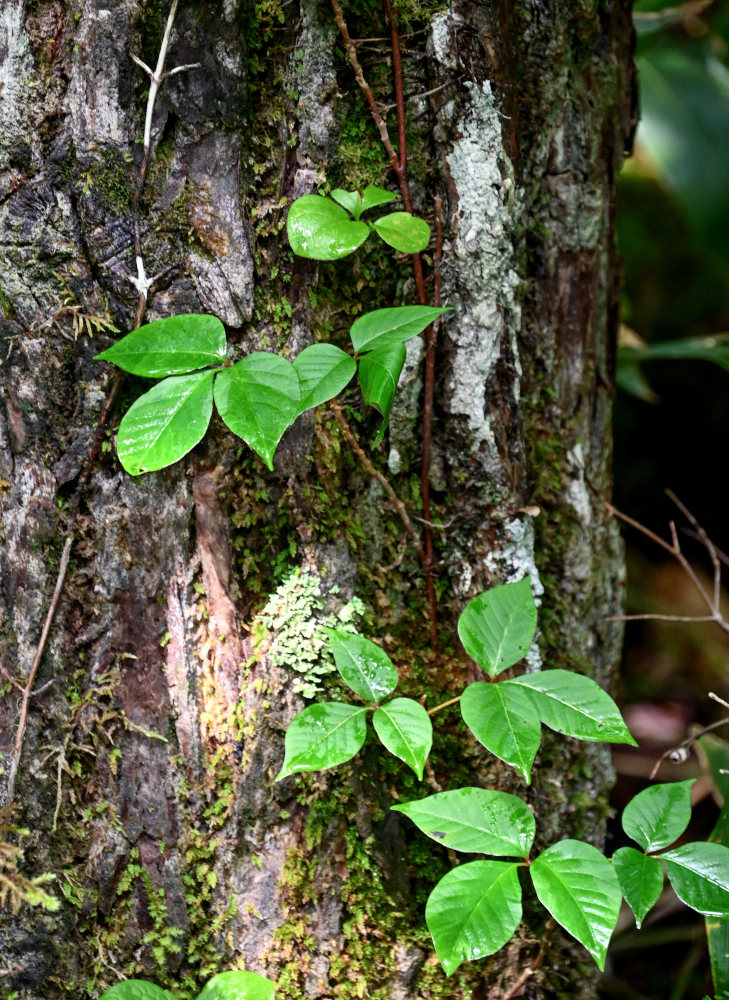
(360, 185, 397, 214)
(621, 780, 695, 852)
(530, 840, 622, 970)
(508, 670, 637, 745)
(293, 344, 356, 413)
(372, 698, 432, 779)
(457, 578, 537, 678)
(98, 982, 177, 1000)
(700, 733, 729, 809)
(330, 189, 362, 219)
(95, 314, 227, 377)
(373, 211, 430, 253)
(117, 371, 214, 476)
(349, 306, 448, 354)
(661, 843, 729, 917)
(393, 788, 535, 857)
(325, 629, 398, 702)
(612, 846, 664, 928)
(358, 343, 406, 445)
(460, 681, 541, 784)
(214, 354, 300, 470)
(287, 195, 370, 260)
(276, 703, 367, 780)
(196, 971, 275, 1000)
(425, 861, 522, 976)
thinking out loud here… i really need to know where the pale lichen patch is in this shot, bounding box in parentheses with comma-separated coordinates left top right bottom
(437, 72, 522, 457)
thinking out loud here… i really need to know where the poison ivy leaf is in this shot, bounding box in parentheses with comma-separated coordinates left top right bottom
(117, 370, 214, 476)
(661, 843, 729, 917)
(460, 682, 541, 784)
(358, 343, 406, 445)
(373, 212, 430, 253)
(530, 840, 622, 970)
(621, 780, 695, 852)
(330, 189, 362, 219)
(393, 787, 535, 857)
(508, 670, 637, 745)
(349, 306, 448, 354)
(95, 314, 227, 377)
(196, 971, 275, 1000)
(293, 344, 356, 413)
(612, 846, 664, 928)
(707, 915, 729, 1000)
(425, 860, 522, 976)
(213, 353, 300, 470)
(98, 982, 177, 1000)
(457, 578, 537, 678)
(275, 703, 367, 780)
(372, 698, 432, 779)
(360, 185, 398, 215)
(325, 629, 398, 702)
(287, 195, 370, 260)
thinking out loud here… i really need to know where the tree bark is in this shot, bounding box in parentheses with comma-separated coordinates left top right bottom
(0, 1, 635, 998)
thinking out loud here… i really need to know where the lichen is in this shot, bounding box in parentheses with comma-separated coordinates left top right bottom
(436, 69, 521, 457)
(255, 567, 365, 698)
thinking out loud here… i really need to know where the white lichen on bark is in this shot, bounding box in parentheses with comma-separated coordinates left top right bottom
(0, 2, 34, 173)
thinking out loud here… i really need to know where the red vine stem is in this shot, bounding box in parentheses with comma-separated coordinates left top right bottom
(330, 0, 439, 645)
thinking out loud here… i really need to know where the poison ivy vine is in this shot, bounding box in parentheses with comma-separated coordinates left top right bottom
(95, 187, 443, 473)
(276, 577, 729, 979)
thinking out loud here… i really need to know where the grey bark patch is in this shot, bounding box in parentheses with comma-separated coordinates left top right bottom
(166, 131, 254, 326)
(65, 2, 136, 166)
(0, 2, 34, 172)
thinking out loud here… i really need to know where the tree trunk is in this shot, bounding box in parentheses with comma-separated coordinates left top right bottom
(0, 1, 635, 998)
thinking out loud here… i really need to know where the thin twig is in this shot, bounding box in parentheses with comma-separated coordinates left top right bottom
(607, 501, 729, 638)
(329, 0, 400, 173)
(330, 401, 424, 558)
(4, 537, 73, 807)
(606, 614, 717, 624)
(502, 922, 553, 1000)
(130, 0, 199, 325)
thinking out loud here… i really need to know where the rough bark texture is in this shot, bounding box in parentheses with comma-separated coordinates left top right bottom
(0, 1, 634, 998)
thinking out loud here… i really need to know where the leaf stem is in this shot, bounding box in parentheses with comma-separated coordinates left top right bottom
(427, 695, 461, 716)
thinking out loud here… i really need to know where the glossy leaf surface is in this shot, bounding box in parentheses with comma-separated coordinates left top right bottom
(661, 843, 729, 917)
(287, 195, 369, 260)
(393, 787, 535, 857)
(326, 629, 398, 702)
(293, 344, 356, 413)
(508, 670, 636, 745)
(425, 860, 522, 976)
(621, 780, 695, 852)
(373, 211, 430, 253)
(460, 681, 541, 783)
(530, 839, 621, 970)
(276, 703, 367, 780)
(358, 343, 407, 445)
(360, 185, 397, 215)
(98, 983, 176, 1000)
(214, 353, 300, 469)
(457, 578, 537, 677)
(95, 314, 227, 377)
(117, 371, 213, 475)
(349, 306, 448, 354)
(372, 698, 432, 779)
(330, 188, 362, 219)
(196, 971, 275, 1000)
(612, 846, 664, 928)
